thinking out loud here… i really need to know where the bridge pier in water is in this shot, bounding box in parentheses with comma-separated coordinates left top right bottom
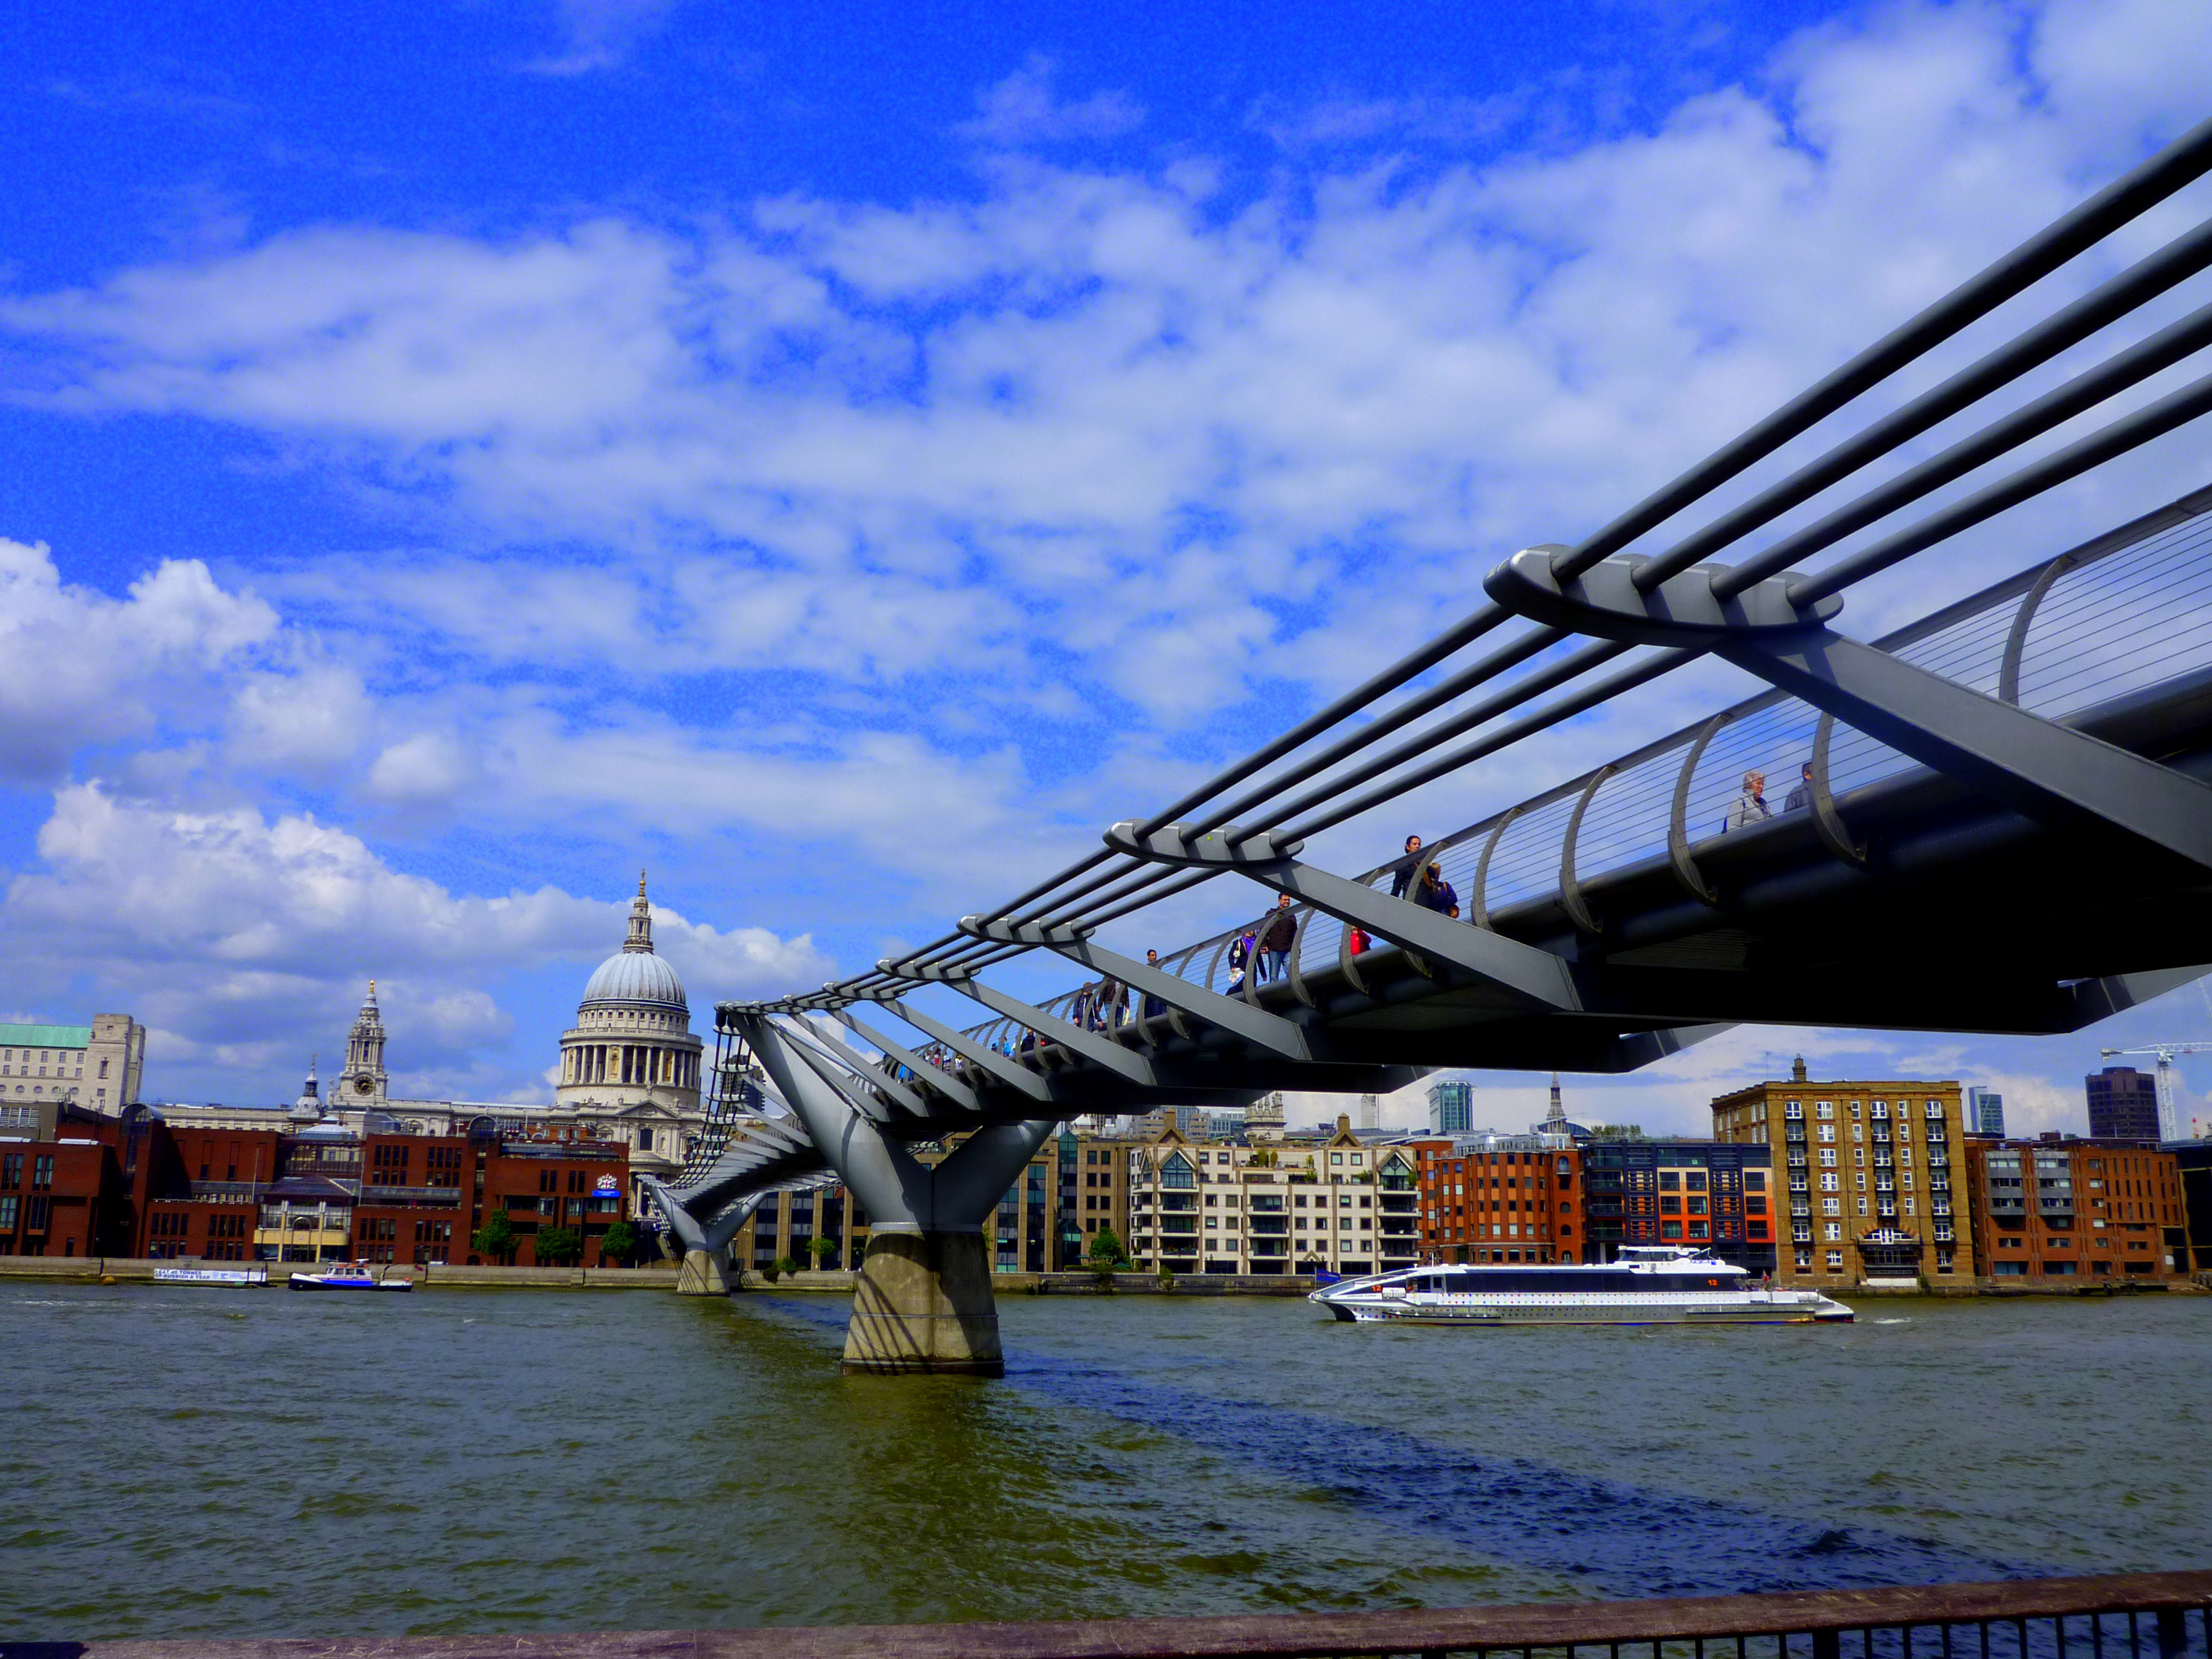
(736, 1012, 1058, 1376)
(673, 1244, 735, 1296)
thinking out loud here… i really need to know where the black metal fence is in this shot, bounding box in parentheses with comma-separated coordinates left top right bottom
(9, 1567, 2207, 1659)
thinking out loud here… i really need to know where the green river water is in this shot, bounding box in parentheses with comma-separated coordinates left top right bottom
(3, 1282, 2207, 1640)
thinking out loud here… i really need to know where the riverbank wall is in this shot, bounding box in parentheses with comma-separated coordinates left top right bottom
(0, 1256, 682, 1288)
(2, 1256, 2199, 1297)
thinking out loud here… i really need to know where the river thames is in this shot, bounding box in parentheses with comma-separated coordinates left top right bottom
(3, 1283, 2208, 1640)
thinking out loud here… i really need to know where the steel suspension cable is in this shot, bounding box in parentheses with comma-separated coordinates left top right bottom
(1552, 113, 2212, 582)
(1179, 624, 1569, 841)
(1280, 650, 1699, 844)
(1686, 301, 2212, 600)
(1235, 635, 1626, 838)
(1620, 221, 2212, 595)
(1778, 368, 2212, 604)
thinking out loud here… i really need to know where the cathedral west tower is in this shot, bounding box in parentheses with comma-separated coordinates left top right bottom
(333, 982, 388, 1104)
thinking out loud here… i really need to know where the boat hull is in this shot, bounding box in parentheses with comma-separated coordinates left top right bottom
(289, 1274, 413, 1292)
(1308, 1249, 1854, 1327)
(1325, 1300, 1850, 1326)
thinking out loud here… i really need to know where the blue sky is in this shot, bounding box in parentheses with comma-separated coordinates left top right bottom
(5, 0, 2212, 1135)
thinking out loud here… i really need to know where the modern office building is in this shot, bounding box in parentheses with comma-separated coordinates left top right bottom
(1577, 1140, 1773, 1272)
(2174, 1141, 2212, 1271)
(1427, 1078, 1474, 1135)
(1966, 1086, 2007, 1138)
(1709, 1062, 1969, 1286)
(2084, 1067, 2162, 1146)
(1965, 1136, 2189, 1280)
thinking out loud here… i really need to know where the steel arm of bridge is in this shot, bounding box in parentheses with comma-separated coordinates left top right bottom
(1103, 821, 1584, 1010)
(735, 1012, 1058, 1233)
(644, 1180, 766, 1256)
(769, 1013, 931, 1120)
(957, 915, 1316, 1062)
(775, 1019, 914, 1127)
(1489, 549, 2212, 870)
(854, 992, 1062, 1104)
(827, 1008, 984, 1114)
(888, 957, 1162, 1086)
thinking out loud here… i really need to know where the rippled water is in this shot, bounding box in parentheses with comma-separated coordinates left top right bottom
(3, 1283, 2208, 1640)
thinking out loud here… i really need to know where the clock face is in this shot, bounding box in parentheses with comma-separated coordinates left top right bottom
(354, 1076, 375, 1094)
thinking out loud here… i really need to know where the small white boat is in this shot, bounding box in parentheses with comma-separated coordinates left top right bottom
(1310, 1245, 1853, 1326)
(288, 1269, 414, 1292)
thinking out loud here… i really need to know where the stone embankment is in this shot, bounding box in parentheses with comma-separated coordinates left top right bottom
(2, 1256, 2199, 1296)
(0, 1256, 682, 1288)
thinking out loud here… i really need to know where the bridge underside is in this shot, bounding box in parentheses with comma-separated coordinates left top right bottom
(650, 106, 2212, 1363)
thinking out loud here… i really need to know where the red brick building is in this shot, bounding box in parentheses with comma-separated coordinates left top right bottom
(0, 1124, 132, 1257)
(1966, 1136, 2192, 1282)
(1416, 1141, 1581, 1264)
(140, 1121, 279, 1260)
(353, 1128, 630, 1267)
(0, 1103, 631, 1267)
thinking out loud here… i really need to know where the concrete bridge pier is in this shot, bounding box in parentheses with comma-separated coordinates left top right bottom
(643, 1180, 761, 1298)
(736, 1014, 1057, 1376)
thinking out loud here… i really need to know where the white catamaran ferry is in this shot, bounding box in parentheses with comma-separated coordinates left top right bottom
(1310, 1245, 1853, 1326)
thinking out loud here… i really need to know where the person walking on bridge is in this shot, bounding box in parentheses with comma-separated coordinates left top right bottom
(1416, 861, 1459, 919)
(1258, 893, 1297, 982)
(1141, 950, 1167, 1020)
(1390, 834, 1424, 898)
(1728, 770, 1772, 830)
(1782, 761, 1813, 812)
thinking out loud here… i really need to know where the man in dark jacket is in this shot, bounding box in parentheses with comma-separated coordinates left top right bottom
(1141, 949, 1167, 1020)
(1258, 893, 1297, 982)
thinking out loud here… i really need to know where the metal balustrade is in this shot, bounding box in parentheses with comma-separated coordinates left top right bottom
(33, 1567, 2211, 1659)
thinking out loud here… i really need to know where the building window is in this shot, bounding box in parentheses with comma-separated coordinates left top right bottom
(1824, 1224, 1841, 1241)
(1825, 1250, 1844, 1271)
(1816, 1101, 1834, 1119)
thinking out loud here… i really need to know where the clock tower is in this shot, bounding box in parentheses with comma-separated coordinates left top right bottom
(335, 980, 388, 1104)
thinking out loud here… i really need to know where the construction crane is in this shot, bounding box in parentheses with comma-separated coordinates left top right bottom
(2094, 1042, 2212, 1144)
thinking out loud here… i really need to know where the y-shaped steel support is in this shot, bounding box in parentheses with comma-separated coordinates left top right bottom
(734, 1012, 1057, 1376)
(644, 1181, 766, 1296)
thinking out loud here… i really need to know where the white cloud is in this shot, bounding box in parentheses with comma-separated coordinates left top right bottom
(0, 538, 278, 780)
(524, 0, 677, 75)
(8, 0, 2209, 748)
(959, 56, 1145, 147)
(0, 783, 833, 1096)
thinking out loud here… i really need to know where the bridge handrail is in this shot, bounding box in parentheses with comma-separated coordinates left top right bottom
(1139, 481, 2212, 989)
(62, 1567, 2212, 1659)
(896, 479, 2212, 1061)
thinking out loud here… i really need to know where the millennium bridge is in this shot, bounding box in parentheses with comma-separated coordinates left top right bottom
(648, 114, 2212, 1377)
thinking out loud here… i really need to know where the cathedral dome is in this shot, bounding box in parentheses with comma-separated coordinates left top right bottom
(581, 949, 687, 1013)
(577, 873, 688, 1016)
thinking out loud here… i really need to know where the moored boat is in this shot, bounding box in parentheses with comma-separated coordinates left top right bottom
(1310, 1244, 1852, 1326)
(288, 1269, 413, 1292)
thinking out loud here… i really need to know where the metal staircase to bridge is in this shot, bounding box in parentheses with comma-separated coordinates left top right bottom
(650, 115, 2212, 1373)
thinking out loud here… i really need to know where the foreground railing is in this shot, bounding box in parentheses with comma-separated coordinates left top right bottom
(24, 1568, 2210, 1659)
